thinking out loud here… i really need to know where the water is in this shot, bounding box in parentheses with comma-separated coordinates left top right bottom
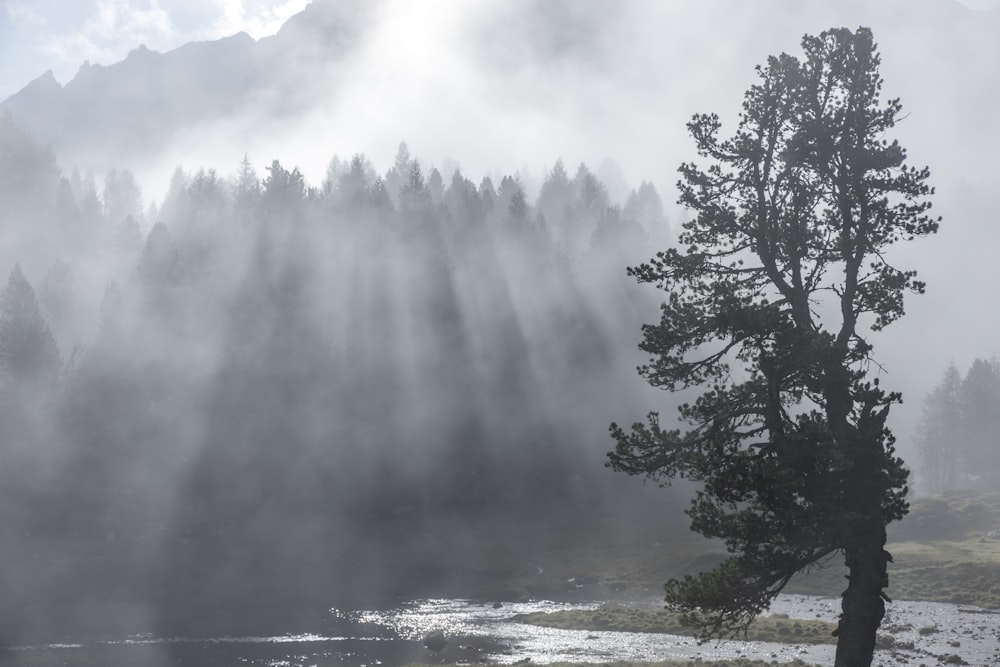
(4, 594, 999, 666)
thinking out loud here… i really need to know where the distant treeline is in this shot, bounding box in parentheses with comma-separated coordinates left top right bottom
(0, 112, 683, 639)
(917, 359, 1000, 494)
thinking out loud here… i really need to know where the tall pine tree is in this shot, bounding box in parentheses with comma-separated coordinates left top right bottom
(609, 28, 937, 666)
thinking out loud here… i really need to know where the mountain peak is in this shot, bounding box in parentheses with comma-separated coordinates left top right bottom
(18, 70, 62, 96)
(126, 44, 157, 59)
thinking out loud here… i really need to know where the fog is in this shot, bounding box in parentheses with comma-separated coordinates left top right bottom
(0, 0, 998, 654)
(0, 118, 691, 645)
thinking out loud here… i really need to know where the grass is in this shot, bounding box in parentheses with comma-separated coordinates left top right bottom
(407, 661, 821, 667)
(882, 539, 1000, 608)
(781, 491, 1000, 609)
(409, 493, 1000, 667)
(513, 606, 839, 644)
(507, 533, 1000, 610)
(505, 491, 1000, 610)
(775, 538, 1000, 610)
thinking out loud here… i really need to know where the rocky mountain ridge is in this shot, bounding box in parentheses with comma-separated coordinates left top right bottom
(2, 0, 997, 183)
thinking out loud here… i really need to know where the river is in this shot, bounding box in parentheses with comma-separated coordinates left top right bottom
(3, 593, 999, 666)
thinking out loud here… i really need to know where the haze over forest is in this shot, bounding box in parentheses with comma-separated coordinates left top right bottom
(4, 0, 999, 408)
(0, 0, 998, 650)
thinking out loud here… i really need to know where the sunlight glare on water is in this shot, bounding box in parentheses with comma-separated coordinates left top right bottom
(6, 595, 1000, 665)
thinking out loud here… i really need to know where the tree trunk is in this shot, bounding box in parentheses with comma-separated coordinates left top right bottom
(834, 517, 889, 667)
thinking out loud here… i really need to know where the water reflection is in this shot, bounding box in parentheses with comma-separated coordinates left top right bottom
(4, 594, 999, 666)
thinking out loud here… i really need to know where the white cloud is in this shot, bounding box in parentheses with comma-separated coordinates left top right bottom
(117, 0, 175, 42)
(0, 0, 305, 96)
(5, 1, 45, 28)
(208, 0, 308, 40)
(25, 0, 173, 83)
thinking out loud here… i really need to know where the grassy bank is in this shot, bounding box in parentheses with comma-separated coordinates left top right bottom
(503, 535, 1000, 611)
(784, 491, 1000, 608)
(498, 492, 1000, 610)
(514, 606, 838, 644)
(408, 661, 820, 667)
(781, 537, 1000, 609)
(405, 493, 999, 667)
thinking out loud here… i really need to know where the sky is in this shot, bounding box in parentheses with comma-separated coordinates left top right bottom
(0, 0, 309, 99)
(1, 0, 999, 100)
(0, 0, 997, 485)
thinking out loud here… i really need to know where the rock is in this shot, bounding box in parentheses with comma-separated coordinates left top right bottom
(422, 629, 448, 651)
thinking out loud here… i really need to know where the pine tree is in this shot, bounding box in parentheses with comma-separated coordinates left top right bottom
(958, 358, 1000, 490)
(233, 154, 261, 225)
(609, 28, 937, 666)
(0, 265, 62, 390)
(915, 363, 962, 493)
(102, 168, 144, 225)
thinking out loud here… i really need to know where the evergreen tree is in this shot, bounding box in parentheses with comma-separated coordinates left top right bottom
(76, 169, 103, 225)
(385, 141, 413, 200)
(538, 159, 572, 216)
(624, 181, 670, 247)
(506, 185, 530, 229)
(537, 159, 574, 244)
(608, 28, 937, 666)
(479, 176, 496, 213)
(399, 161, 431, 213)
(233, 154, 261, 225)
(335, 154, 378, 210)
(0, 111, 60, 222)
(495, 174, 522, 221)
(321, 155, 347, 197)
(427, 167, 445, 206)
(590, 204, 648, 266)
(102, 168, 144, 225)
(137, 222, 179, 287)
(444, 170, 485, 233)
(54, 177, 80, 224)
(0, 265, 62, 389)
(261, 159, 305, 221)
(958, 358, 1000, 489)
(116, 214, 144, 255)
(915, 362, 962, 493)
(39, 259, 78, 343)
(159, 166, 190, 227)
(368, 175, 392, 212)
(573, 162, 608, 218)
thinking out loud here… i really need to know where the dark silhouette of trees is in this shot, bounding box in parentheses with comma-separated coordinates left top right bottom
(115, 214, 144, 255)
(916, 362, 962, 494)
(233, 154, 261, 224)
(262, 159, 305, 220)
(102, 168, 144, 227)
(0, 117, 670, 640)
(917, 358, 1000, 493)
(385, 141, 413, 201)
(956, 358, 1000, 489)
(332, 154, 380, 210)
(398, 161, 431, 213)
(608, 27, 937, 667)
(73, 168, 103, 226)
(537, 159, 572, 228)
(0, 111, 60, 220)
(624, 181, 670, 247)
(0, 265, 62, 390)
(137, 222, 179, 287)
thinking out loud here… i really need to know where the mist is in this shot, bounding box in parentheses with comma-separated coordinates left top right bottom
(0, 114, 697, 645)
(1, 0, 999, 659)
